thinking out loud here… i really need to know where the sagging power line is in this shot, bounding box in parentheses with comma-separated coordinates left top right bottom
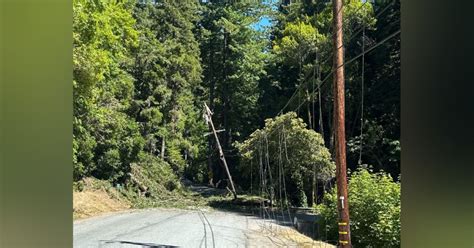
(278, 0, 397, 116)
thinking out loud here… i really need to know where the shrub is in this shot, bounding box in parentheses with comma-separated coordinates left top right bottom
(316, 168, 400, 247)
(236, 112, 335, 207)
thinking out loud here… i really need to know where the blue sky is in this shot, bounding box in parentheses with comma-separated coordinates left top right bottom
(252, 16, 272, 31)
(251, 0, 278, 31)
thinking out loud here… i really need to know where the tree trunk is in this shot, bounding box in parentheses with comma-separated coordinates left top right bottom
(312, 164, 317, 206)
(318, 83, 324, 140)
(223, 31, 228, 148)
(208, 35, 215, 185)
(307, 89, 312, 129)
(161, 136, 165, 160)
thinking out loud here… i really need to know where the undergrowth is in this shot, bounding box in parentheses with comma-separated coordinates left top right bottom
(73, 155, 272, 215)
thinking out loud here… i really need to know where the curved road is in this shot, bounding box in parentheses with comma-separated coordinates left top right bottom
(74, 208, 329, 248)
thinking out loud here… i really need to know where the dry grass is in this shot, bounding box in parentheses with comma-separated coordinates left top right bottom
(257, 225, 336, 248)
(73, 188, 131, 220)
(277, 228, 336, 248)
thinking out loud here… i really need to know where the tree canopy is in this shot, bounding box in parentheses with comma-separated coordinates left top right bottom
(73, 0, 400, 245)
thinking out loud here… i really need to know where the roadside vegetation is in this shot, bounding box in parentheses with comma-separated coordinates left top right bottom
(315, 168, 401, 247)
(73, 0, 400, 246)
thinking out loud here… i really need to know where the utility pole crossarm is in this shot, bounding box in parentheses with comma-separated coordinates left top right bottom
(204, 103, 238, 200)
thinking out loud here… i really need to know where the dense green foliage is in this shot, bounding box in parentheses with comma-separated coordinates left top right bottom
(260, 0, 400, 178)
(316, 168, 401, 247)
(131, 0, 206, 174)
(73, 0, 207, 183)
(73, 0, 400, 244)
(73, 0, 143, 182)
(197, 1, 269, 184)
(236, 112, 334, 207)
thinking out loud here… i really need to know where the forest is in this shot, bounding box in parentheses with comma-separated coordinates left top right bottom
(73, 0, 400, 246)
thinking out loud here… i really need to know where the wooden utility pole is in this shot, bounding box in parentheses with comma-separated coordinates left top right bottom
(331, 0, 351, 247)
(204, 103, 237, 200)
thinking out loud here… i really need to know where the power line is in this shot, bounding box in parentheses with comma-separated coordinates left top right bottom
(278, 0, 373, 115)
(278, 0, 395, 115)
(292, 28, 400, 113)
(263, 5, 400, 143)
(358, 24, 365, 165)
(329, 0, 370, 35)
(320, 0, 396, 66)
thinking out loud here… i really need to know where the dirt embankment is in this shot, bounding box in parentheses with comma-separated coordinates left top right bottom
(73, 178, 131, 220)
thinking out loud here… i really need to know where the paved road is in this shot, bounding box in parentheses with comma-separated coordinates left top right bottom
(74, 208, 319, 248)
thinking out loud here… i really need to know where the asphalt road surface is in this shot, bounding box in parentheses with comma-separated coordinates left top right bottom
(74, 208, 326, 248)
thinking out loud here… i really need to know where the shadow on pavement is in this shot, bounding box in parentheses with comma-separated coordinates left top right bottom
(99, 240, 180, 248)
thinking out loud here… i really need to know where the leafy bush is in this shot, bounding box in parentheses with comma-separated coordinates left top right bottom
(316, 168, 400, 247)
(236, 112, 335, 207)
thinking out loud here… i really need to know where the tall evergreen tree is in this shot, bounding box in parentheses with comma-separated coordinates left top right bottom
(198, 1, 268, 184)
(131, 0, 206, 175)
